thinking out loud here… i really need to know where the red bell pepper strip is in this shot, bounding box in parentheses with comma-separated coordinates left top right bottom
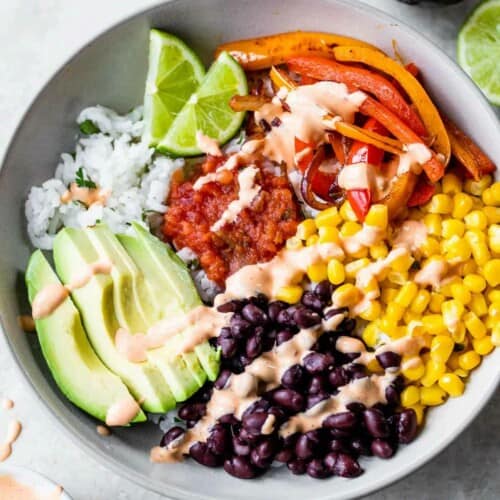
(359, 97, 445, 182)
(287, 55, 427, 137)
(405, 62, 419, 79)
(347, 189, 372, 222)
(295, 137, 315, 173)
(347, 117, 388, 165)
(407, 178, 436, 207)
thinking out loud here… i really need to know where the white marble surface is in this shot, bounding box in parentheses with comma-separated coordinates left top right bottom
(0, 1, 498, 499)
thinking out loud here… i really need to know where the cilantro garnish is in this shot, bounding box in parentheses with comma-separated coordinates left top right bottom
(75, 167, 96, 189)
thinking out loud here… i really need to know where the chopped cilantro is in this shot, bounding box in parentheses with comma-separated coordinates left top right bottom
(79, 119, 100, 135)
(75, 167, 96, 189)
(173, 416, 183, 423)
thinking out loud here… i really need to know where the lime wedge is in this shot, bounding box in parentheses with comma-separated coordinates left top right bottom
(143, 30, 206, 146)
(158, 51, 248, 156)
(457, 0, 500, 106)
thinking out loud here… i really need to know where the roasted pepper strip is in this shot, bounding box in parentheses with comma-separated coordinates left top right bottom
(270, 66, 295, 91)
(360, 97, 445, 182)
(407, 177, 436, 207)
(442, 116, 496, 180)
(215, 31, 380, 71)
(347, 189, 372, 221)
(347, 118, 388, 165)
(379, 171, 418, 219)
(287, 55, 427, 136)
(333, 46, 451, 166)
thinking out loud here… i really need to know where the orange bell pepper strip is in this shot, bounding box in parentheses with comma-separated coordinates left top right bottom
(442, 116, 496, 180)
(215, 32, 380, 71)
(360, 97, 445, 182)
(286, 55, 427, 137)
(332, 46, 451, 166)
(269, 66, 295, 91)
(379, 171, 418, 219)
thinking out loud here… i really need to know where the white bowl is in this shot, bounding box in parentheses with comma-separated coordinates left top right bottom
(0, 1, 498, 498)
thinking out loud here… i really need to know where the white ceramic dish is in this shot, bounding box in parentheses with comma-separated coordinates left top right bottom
(0, 1, 499, 498)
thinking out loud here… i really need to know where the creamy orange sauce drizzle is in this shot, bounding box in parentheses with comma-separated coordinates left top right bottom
(0, 475, 63, 500)
(337, 162, 375, 191)
(96, 425, 111, 436)
(393, 220, 428, 252)
(341, 225, 384, 256)
(196, 132, 222, 157)
(414, 260, 450, 289)
(31, 259, 112, 320)
(61, 182, 110, 207)
(0, 420, 22, 462)
(105, 397, 141, 427)
(397, 143, 433, 175)
(211, 166, 261, 232)
(1, 399, 14, 411)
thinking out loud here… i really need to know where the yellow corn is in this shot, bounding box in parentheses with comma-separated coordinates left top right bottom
(422, 314, 447, 335)
(423, 213, 442, 236)
(275, 285, 303, 304)
(463, 274, 486, 293)
(451, 322, 466, 343)
(307, 262, 328, 283)
(454, 368, 469, 378)
(401, 356, 425, 380)
(442, 173, 462, 194)
(327, 259, 345, 285)
(487, 182, 500, 205)
(340, 200, 359, 222)
(365, 204, 388, 229)
(420, 385, 447, 406)
(428, 194, 453, 214)
(445, 237, 471, 263)
(488, 290, 500, 303)
(420, 359, 447, 387)
(361, 323, 379, 348)
(447, 352, 461, 371)
(472, 336, 494, 355)
(484, 259, 500, 286)
(442, 219, 465, 238)
(464, 175, 492, 196)
(489, 301, 500, 317)
(483, 206, 500, 224)
(430, 335, 454, 363)
(488, 225, 500, 253)
(401, 385, 420, 407)
(296, 219, 316, 240)
(345, 258, 371, 279)
(410, 289, 431, 314)
(464, 210, 488, 230)
(331, 283, 362, 308)
(387, 271, 409, 286)
(458, 259, 477, 276)
(318, 226, 341, 244)
(386, 302, 405, 323)
(381, 287, 399, 305)
(438, 373, 465, 397)
(390, 252, 414, 272)
(394, 283, 418, 308)
(420, 236, 441, 257)
(441, 299, 465, 332)
(491, 324, 500, 347)
(450, 283, 472, 305)
(358, 301, 382, 321)
(403, 310, 420, 325)
(360, 277, 380, 297)
(470, 293, 488, 317)
(458, 350, 481, 371)
(429, 293, 445, 313)
(286, 236, 303, 250)
(315, 206, 342, 228)
(340, 221, 362, 237)
(306, 234, 319, 247)
(408, 404, 426, 425)
(463, 311, 486, 339)
(452, 192, 474, 219)
(370, 243, 389, 260)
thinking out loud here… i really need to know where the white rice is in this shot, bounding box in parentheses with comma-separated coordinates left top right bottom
(25, 105, 183, 250)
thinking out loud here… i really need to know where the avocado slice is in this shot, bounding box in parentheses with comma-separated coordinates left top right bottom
(25, 250, 145, 424)
(127, 223, 220, 381)
(53, 228, 176, 413)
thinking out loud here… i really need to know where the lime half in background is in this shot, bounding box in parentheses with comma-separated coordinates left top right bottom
(143, 30, 206, 146)
(458, 0, 500, 106)
(158, 51, 248, 157)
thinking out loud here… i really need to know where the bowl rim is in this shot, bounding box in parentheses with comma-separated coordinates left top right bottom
(1, 0, 499, 499)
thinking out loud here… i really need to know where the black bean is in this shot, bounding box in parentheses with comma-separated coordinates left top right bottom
(314, 280, 333, 301)
(249, 294, 268, 309)
(344, 363, 367, 380)
(232, 436, 251, 456)
(271, 116, 282, 127)
(324, 452, 338, 471)
(295, 434, 315, 460)
(329, 439, 350, 454)
(275, 447, 294, 463)
(268, 406, 287, 424)
(268, 301, 288, 322)
(189, 442, 222, 467)
(307, 458, 332, 479)
(346, 402, 366, 414)
(214, 369, 231, 390)
(242, 412, 269, 436)
(160, 426, 185, 448)
(302, 291, 325, 312)
(178, 403, 206, 421)
(307, 392, 329, 409)
(371, 438, 395, 459)
(323, 411, 357, 430)
(397, 409, 418, 444)
(218, 413, 238, 426)
(239, 354, 252, 367)
(303, 352, 334, 374)
(376, 351, 402, 369)
(242, 303, 268, 325)
(339, 317, 356, 332)
(262, 330, 276, 351)
(186, 420, 197, 428)
(242, 399, 271, 419)
(363, 409, 390, 438)
(332, 453, 363, 477)
(224, 456, 258, 479)
(276, 329, 294, 345)
(281, 364, 306, 390)
(283, 433, 299, 449)
(217, 300, 243, 313)
(259, 118, 271, 132)
(329, 367, 348, 388)
(385, 385, 401, 406)
(324, 307, 349, 320)
(287, 458, 307, 475)
(246, 334, 263, 359)
(293, 307, 321, 329)
(272, 389, 305, 412)
(329, 428, 353, 439)
(251, 439, 277, 468)
(207, 424, 231, 456)
(230, 315, 251, 338)
(308, 375, 328, 395)
(219, 336, 238, 358)
(350, 438, 372, 456)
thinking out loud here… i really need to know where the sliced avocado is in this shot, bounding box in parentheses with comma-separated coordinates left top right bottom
(53, 228, 176, 414)
(25, 250, 145, 424)
(128, 223, 220, 381)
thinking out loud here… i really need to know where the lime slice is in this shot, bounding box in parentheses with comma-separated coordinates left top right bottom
(158, 51, 248, 156)
(457, 0, 500, 106)
(143, 30, 206, 146)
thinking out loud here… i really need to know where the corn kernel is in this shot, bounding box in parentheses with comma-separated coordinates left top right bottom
(403, 310, 420, 325)
(484, 259, 500, 286)
(488, 224, 500, 254)
(420, 385, 447, 406)
(286, 236, 303, 250)
(345, 258, 370, 279)
(318, 226, 340, 244)
(276, 285, 303, 304)
(429, 293, 445, 313)
(386, 302, 405, 323)
(488, 289, 500, 303)
(423, 213, 442, 236)
(307, 262, 328, 283)
(340, 200, 359, 222)
(489, 301, 500, 318)
(327, 259, 345, 286)
(491, 324, 500, 347)
(452, 193, 474, 219)
(442, 219, 465, 238)
(458, 350, 481, 371)
(387, 271, 409, 286)
(472, 336, 494, 355)
(395, 282, 418, 307)
(401, 356, 425, 380)
(420, 236, 441, 257)
(421, 359, 447, 387)
(349, 246, 369, 259)
(315, 207, 342, 228)
(332, 283, 361, 307)
(428, 194, 453, 214)
(340, 221, 362, 237)
(488, 182, 500, 205)
(450, 283, 472, 305)
(296, 219, 316, 240)
(422, 314, 447, 335)
(365, 204, 388, 229)
(442, 173, 462, 194)
(408, 404, 425, 425)
(484, 206, 500, 224)
(381, 287, 398, 304)
(472, 241, 491, 265)
(454, 368, 469, 378)
(463, 274, 486, 293)
(470, 293, 488, 317)
(438, 373, 465, 397)
(458, 259, 477, 276)
(439, 277, 461, 298)
(359, 301, 382, 321)
(445, 237, 472, 263)
(464, 210, 488, 230)
(463, 311, 486, 339)
(451, 322, 466, 343)
(390, 252, 414, 273)
(401, 385, 420, 407)
(464, 175, 492, 196)
(447, 352, 461, 371)
(482, 188, 496, 207)
(362, 323, 379, 348)
(430, 335, 454, 363)
(370, 243, 388, 260)
(410, 289, 431, 314)
(306, 234, 319, 247)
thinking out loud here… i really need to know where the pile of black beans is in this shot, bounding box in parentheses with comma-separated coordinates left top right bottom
(161, 281, 418, 479)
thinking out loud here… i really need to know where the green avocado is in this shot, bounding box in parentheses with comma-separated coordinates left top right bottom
(25, 250, 145, 424)
(53, 228, 176, 413)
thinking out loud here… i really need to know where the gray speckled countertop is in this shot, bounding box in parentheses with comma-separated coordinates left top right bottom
(0, 1, 498, 498)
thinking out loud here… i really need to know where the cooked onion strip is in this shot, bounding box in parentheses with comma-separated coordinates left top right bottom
(269, 66, 296, 91)
(229, 94, 270, 112)
(301, 146, 335, 210)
